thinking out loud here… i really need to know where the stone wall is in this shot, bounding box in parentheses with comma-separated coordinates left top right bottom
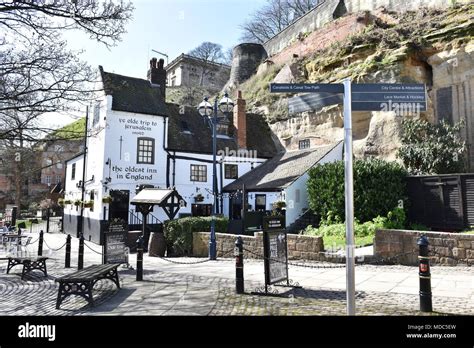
(226, 43, 268, 90)
(263, 0, 466, 57)
(375, 229, 474, 266)
(193, 232, 324, 260)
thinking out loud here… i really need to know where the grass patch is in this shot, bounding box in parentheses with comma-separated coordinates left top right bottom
(323, 235, 374, 250)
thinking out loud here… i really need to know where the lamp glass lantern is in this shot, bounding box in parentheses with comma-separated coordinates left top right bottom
(198, 97, 213, 117)
(218, 93, 234, 113)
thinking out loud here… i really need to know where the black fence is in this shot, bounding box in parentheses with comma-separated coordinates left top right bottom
(406, 174, 474, 231)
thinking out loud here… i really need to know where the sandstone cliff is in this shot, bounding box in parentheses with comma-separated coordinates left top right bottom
(232, 4, 474, 164)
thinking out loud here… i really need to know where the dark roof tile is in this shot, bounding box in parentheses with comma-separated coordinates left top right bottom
(223, 142, 343, 192)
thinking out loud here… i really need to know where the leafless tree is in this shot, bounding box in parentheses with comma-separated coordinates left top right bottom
(0, 0, 133, 139)
(188, 42, 228, 87)
(0, 0, 132, 208)
(240, 0, 319, 43)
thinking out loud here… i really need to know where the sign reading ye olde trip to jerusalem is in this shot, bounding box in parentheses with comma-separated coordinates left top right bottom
(111, 116, 159, 182)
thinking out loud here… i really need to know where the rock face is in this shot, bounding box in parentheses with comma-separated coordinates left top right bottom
(428, 42, 474, 169)
(235, 4, 474, 166)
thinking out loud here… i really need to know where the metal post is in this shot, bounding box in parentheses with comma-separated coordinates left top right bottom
(65, 234, 71, 268)
(235, 236, 244, 294)
(38, 230, 44, 256)
(209, 98, 218, 260)
(136, 236, 144, 281)
(11, 206, 17, 227)
(78, 234, 84, 270)
(343, 78, 356, 316)
(418, 235, 432, 312)
(46, 208, 50, 233)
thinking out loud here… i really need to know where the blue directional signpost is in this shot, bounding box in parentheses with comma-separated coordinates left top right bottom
(270, 81, 427, 316)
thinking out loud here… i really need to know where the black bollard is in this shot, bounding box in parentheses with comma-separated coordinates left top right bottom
(235, 236, 244, 294)
(136, 236, 144, 281)
(417, 234, 432, 312)
(78, 235, 84, 270)
(65, 234, 71, 268)
(46, 208, 50, 233)
(38, 230, 44, 256)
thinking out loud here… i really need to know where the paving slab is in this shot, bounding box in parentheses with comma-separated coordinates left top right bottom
(0, 232, 472, 316)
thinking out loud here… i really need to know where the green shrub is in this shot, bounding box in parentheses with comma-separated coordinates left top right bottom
(307, 159, 407, 223)
(164, 216, 228, 256)
(304, 207, 406, 239)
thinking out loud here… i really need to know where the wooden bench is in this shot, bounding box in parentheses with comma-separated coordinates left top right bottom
(55, 264, 121, 309)
(5, 257, 48, 280)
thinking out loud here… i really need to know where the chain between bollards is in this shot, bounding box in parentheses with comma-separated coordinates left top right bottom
(417, 234, 432, 312)
(65, 234, 71, 268)
(78, 235, 84, 270)
(37, 230, 44, 256)
(235, 236, 244, 294)
(136, 236, 144, 281)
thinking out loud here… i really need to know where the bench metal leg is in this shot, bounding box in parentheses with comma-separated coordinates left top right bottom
(6, 258, 21, 274)
(21, 259, 48, 280)
(94, 267, 121, 289)
(56, 281, 95, 310)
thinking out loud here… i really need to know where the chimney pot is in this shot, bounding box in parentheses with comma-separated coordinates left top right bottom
(147, 57, 166, 99)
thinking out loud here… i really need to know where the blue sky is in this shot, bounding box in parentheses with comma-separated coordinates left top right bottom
(64, 0, 267, 79)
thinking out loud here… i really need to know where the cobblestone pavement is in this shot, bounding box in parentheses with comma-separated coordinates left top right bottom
(0, 232, 472, 316)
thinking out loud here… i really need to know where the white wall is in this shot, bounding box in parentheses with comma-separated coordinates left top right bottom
(285, 142, 343, 226)
(63, 155, 84, 217)
(171, 151, 266, 218)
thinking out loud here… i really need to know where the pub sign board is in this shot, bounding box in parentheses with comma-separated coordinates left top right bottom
(263, 216, 288, 285)
(103, 219, 128, 264)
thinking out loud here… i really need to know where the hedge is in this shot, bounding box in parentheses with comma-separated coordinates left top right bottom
(307, 159, 407, 223)
(163, 216, 228, 256)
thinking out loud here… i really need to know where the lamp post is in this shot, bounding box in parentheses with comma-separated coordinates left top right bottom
(198, 93, 234, 260)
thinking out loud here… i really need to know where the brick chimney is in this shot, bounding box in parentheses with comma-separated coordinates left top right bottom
(147, 57, 166, 99)
(233, 91, 247, 149)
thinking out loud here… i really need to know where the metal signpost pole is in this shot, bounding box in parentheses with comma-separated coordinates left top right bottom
(209, 98, 218, 260)
(343, 79, 356, 316)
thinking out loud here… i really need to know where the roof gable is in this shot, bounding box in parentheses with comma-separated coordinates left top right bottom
(100, 66, 168, 116)
(223, 142, 342, 192)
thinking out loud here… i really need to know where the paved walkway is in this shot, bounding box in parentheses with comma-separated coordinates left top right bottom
(0, 232, 472, 316)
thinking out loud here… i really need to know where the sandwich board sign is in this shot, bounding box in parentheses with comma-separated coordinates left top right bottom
(262, 216, 288, 286)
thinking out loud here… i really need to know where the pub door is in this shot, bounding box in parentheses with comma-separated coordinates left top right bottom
(109, 190, 130, 223)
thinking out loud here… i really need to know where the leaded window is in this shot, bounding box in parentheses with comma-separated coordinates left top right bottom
(137, 137, 155, 164)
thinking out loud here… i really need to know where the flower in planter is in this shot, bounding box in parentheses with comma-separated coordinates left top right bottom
(102, 196, 112, 204)
(57, 198, 65, 207)
(83, 201, 94, 208)
(273, 201, 286, 209)
(73, 200, 82, 207)
(63, 199, 72, 205)
(194, 194, 204, 202)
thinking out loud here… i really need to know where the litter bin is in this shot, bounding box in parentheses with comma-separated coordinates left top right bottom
(148, 231, 166, 257)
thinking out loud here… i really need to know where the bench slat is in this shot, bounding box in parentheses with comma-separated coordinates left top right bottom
(56, 264, 119, 282)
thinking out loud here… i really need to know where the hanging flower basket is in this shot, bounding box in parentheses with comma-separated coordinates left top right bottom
(83, 201, 94, 209)
(102, 196, 112, 204)
(73, 200, 82, 207)
(57, 198, 65, 207)
(194, 194, 204, 202)
(63, 199, 72, 205)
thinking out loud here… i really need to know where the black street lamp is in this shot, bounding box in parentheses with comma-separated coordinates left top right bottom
(198, 93, 234, 260)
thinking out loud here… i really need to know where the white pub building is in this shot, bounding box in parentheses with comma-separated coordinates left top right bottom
(63, 58, 278, 243)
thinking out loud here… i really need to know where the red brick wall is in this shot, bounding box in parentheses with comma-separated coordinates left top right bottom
(269, 13, 370, 67)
